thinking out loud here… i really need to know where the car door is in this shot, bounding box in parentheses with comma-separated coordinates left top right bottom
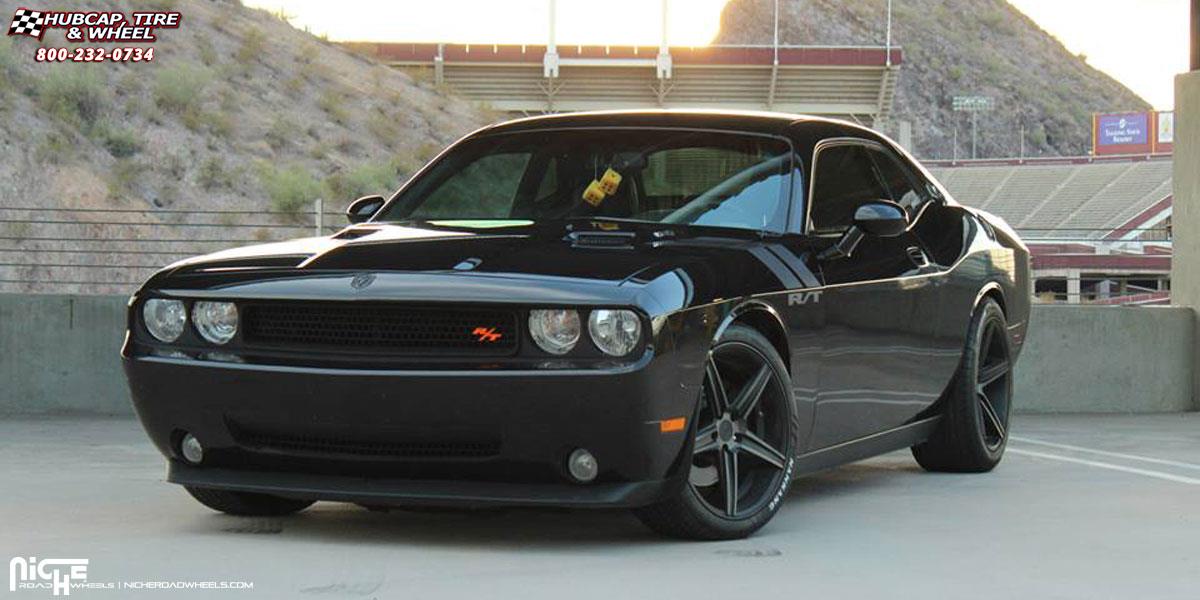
(804, 139, 947, 449)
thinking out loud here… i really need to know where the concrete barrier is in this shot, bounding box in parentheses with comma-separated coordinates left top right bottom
(1014, 306, 1195, 413)
(0, 295, 1195, 415)
(0, 294, 131, 415)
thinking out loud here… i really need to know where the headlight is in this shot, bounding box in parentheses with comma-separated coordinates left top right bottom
(588, 309, 642, 357)
(528, 309, 580, 355)
(192, 301, 238, 345)
(142, 299, 186, 342)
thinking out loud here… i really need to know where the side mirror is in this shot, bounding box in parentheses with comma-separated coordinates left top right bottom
(853, 201, 908, 237)
(346, 195, 385, 224)
(818, 201, 908, 261)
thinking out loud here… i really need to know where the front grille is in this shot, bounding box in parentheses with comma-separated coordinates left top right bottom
(241, 302, 518, 356)
(230, 425, 501, 460)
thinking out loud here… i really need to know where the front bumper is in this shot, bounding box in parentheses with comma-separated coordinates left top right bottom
(123, 350, 701, 509)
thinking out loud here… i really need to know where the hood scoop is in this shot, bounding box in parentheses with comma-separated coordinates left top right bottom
(332, 226, 382, 240)
(565, 231, 637, 249)
(178, 254, 311, 274)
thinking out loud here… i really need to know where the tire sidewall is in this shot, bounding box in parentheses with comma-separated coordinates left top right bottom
(958, 299, 1012, 464)
(677, 324, 798, 537)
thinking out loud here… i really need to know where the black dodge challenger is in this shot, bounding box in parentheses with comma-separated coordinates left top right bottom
(123, 110, 1030, 540)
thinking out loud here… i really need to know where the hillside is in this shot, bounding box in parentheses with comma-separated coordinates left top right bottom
(0, 0, 493, 292)
(716, 0, 1151, 159)
(0, 0, 491, 216)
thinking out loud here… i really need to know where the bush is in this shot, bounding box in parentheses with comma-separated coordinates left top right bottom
(325, 162, 397, 200)
(265, 116, 292, 151)
(317, 90, 348, 124)
(107, 159, 146, 200)
(236, 28, 266, 64)
(196, 34, 218, 66)
(258, 164, 321, 214)
(97, 125, 142, 158)
(38, 66, 107, 126)
(0, 36, 18, 86)
(198, 156, 235, 190)
(154, 65, 211, 114)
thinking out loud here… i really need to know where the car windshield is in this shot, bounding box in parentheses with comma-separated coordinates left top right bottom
(375, 128, 794, 232)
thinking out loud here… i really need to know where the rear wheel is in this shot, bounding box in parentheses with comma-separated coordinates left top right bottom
(635, 325, 796, 540)
(185, 486, 314, 516)
(912, 298, 1013, 472)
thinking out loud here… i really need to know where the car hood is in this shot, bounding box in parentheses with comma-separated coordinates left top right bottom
(147, 220, 818, 314)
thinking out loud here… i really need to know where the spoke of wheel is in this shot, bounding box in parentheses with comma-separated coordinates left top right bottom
(694, 423, 719, 455)
(978, 392, 1006, 440)
(705, 355, 729, 415)
(738, 430, 787, 470)
(719, 446, 739, 517)
(978, 360, 1010, 387)
(730, 364, 772, 419)
(980, 324, 995, 362)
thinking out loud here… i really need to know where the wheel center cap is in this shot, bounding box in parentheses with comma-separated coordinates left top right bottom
(717, 419, 735, 442)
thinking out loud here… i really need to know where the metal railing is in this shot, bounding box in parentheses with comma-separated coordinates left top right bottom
(0, 210, 1175, 297)
(0, 202, 344, 294)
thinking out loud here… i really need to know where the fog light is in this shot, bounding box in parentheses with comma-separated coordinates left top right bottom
(180, 433, 204, 464)
(567, 448, 598, 483)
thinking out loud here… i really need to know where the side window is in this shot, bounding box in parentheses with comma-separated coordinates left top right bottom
(865, 147, 928, 218)
(809, 144, 890, 234)
(408, 152, 531, 219)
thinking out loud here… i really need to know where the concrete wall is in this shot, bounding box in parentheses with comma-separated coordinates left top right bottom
(1013, 306, 1195, 413)
(0, 295, 1194, 415)
(0, 294, 131, 415)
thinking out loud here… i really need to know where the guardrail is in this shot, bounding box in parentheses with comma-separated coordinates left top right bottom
(0, 204, 344, 293)
(0, 207, 1176, 300)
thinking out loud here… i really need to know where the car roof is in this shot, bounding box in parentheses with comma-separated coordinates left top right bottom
(480, 109, 861, 138)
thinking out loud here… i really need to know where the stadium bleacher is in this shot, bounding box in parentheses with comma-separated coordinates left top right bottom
(927, 156, 1173, 240)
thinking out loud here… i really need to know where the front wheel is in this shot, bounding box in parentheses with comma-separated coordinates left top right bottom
(912, 298, 1014, 472)
(635, 325, 796, 540)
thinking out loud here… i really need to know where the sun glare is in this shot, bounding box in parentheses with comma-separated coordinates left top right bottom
(244, 0, 729, 46)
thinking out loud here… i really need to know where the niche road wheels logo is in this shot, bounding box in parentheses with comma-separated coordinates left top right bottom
(9, 556, 255, 594)
(9, 557, 88, 597)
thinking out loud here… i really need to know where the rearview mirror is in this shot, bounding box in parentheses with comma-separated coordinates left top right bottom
(818, 200, 909, 261)
(853, 201, 908, 238)
(346, 195, 385, 224)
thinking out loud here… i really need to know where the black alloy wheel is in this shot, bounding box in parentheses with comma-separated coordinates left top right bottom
(689, 342, 792, 519)
(635, 325, 795, 539)
(912, 298, 1013, 472)
(975, 316, 1013, 451)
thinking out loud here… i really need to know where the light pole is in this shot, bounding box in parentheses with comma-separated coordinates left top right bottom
(952, 95, 995, 159)
(885, 0, 893, 67)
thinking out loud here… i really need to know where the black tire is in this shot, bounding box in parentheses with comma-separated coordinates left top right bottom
(635, 324, 798, 540)
(912, 298, 1014, 473)
(185, 486, 314, 516)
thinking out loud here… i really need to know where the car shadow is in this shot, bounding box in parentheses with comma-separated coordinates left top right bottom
(181, 457, 924, 550)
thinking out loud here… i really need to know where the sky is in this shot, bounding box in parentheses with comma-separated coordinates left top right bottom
(245, 0, 1188, 109)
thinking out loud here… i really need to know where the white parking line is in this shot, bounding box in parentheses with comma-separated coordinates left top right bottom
(1008, 448, 1200, 486)
(1010, 435, 1200, 472)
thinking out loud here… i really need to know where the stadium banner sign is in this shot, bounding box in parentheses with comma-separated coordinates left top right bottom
(1154, 111, 1174, 154)
(1092, 111, 1172, 156)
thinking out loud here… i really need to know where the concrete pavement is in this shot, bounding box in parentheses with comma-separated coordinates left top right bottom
(2, 414, 1199, 598)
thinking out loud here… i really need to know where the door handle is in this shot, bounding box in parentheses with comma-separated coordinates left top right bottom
(906, 246, 930, 269)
